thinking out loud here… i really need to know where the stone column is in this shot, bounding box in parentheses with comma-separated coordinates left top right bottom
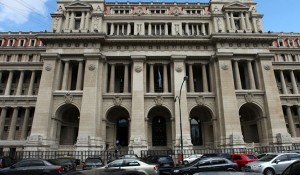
(165, 23, 168, 35)
(0, 108, 7, 139)
(202, 64, 208, 92)
(0, 71, 2, 84)
(109, 23, 113, 35)
(64, 12, 70, 30)
(185, 23, 189, 35)
(252, 18, 258, 33)
(225, 13, 231, 31)
(163, 63, 168, 93)
(7, 108, 19, 140)
(76, 60, 84, 90)
(245, 12, 251, 30)
(286, 106, 296, 138)
(297, 106, 300, 125)
(77, 53, 105, 151)
(20, 108, 30, 140)
(129, 55, 147, 154)
(127, 23, 131, 35)
(85, 12, 90, 30)
(16, 71, 25, 95)
(201, 23, 206, 35)
(290, 70, 299, 94)
(172, 55, 192, 149)
(69, 12, 75, 30)
(123, 63, 129, 93)
(240, 12, 246, 30)
(5, 71, 13, 95)
(61, 60, 70, 90)
(188, 64, 194, 92)
(230, 12, 235, 31)
(28, 71, 36, 95)
(80, 12, 85, 30)
(148, 23, 152, 35)
(116, 24, 120, 35)
(28, 53, 59, 150)
(247, 60, 256, 90)
(234, 60, 242, 90)
(109, 63, 115, 93)
(149, 63, 154, 93)
(280, 70, 288, 94)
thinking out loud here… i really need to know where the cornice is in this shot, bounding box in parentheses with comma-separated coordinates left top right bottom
(211, 33, 277, 43)
(37, 33, 106, 44)
(0, 47, 46, 52)
(103, 14, 212, 20)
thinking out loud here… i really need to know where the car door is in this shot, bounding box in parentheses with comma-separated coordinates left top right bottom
(210, 158, 228, 171)
(7, 160, 29, 175)
(23, 160, 46, 175)
(122, 160, 141, 171)
(107, 159, 124, 169)
(191, 159, 211, 174)
(272, 154, 291, 174)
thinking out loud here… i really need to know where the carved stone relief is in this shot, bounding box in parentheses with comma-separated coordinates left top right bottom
(64, 93, 73, 104)
(113, 96, 122, 106)
(154, 96, 164, 106)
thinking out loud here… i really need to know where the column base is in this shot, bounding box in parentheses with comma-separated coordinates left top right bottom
(24, 135, 50, 151)
(128, 136, 148, 157)
(273, 133, 292, 146)
(75, 136, 105, 151)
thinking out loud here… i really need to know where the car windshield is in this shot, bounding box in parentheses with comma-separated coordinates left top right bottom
(59, 159, 71, 163)
(259, 155, 277, 162)
(186, 157, 202, 166)
(86, 159, 101, 163)
(247, 155, 257, 159)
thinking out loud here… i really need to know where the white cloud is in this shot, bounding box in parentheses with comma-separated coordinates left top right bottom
(0, 0, 49, 24)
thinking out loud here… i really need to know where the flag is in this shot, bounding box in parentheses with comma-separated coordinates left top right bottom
(158, 68, 162, 89)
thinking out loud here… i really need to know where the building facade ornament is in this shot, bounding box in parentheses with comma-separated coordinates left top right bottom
(45, 64, 52, 71)
(135, 65, 142, 73)
(64, 93, 73, 104)
(221, 64, 229, 70)
(113, 96, 122, 106)
(88, 64, 96, 71)
(245, 93, 254, 103)
(154, 96, 164, 106)
(264, 65, 271, 71)
(175, 65, 183, 72)
(196, 96, 205, 106)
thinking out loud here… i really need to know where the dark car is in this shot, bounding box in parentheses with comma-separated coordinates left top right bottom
(0, 157, 14, 169)
(57, 158, 76, 172)
(202, 153, 231, 160)
(0, 158, 64, 175)
(171, 157, 238, 175)
(47, 159, 73, 173)
(281, 160, 300, 175)
(82, 157, 104, 170)
(143, 155, 175, 175)
(65, 168, 147, 175)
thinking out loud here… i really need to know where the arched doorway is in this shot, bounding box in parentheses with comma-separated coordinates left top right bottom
(56, 104, 80, 145)
(190, 106, 213, 147)
(106, 106, 130, 149)
(147, 106, 172, 148)
(239, 103, 263, 143)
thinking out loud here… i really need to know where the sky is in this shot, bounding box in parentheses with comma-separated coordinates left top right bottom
(0, 0, 299, 33)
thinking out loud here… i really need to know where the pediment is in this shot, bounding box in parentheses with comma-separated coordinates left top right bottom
(65, 1, 92, 9)
(223, 2, 250, 10)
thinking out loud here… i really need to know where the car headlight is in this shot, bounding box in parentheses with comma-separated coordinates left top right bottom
(173, 170, 180, 173)
(257, 165, 262, 168)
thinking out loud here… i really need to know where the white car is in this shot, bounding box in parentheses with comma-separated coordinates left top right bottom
(183, 154, 203, 164)
(244, 153, 300, 175)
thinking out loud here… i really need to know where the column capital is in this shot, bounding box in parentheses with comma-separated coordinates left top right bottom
(131, 55, 146, 62)
(171, 55, 186, 61)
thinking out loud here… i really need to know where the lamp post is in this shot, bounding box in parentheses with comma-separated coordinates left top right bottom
(175, 76, 188, 164)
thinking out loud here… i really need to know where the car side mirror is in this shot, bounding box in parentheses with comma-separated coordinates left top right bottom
(274, 159, 280, 164)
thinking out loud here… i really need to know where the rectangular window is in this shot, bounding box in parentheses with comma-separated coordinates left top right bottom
(30, 39, 35, 47)
(0, 39, 3, 47)
(289, 40, 294, 47)
(19, 39, 25, 46)
(8, 39, 14, 46)
(18, 54, 22, 62)
(75, 19, 81, 30)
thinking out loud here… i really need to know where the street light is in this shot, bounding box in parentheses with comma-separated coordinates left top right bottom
(174, 76, 188, 163)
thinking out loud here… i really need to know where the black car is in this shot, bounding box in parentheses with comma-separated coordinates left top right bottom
(202, 153, 231, 160)
(47, 159, 73, 173)
(82, 157, 104, 170)
(66, 168, 146, 175)
(171, 157, 238, 175)
(281, 160, 300, 175)
(143, 155, 175, 175)
(0, 157, 14, 169)
(0, 158, 64, 175)
(57, 158, 76, 172)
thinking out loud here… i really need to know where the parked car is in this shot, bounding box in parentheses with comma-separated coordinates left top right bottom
(231, 153, 258, 170)
(202, 153, 231, 160)
(119, 154, 139, 159)
(143, 155, 175, 174)
(65, 168, 147, 175)
(0, 158, 64, 175)
(244, 153, 300, 175)
(184, 154, 203, 164)
(47, 158, 72, 173)
(281, 160, 300, 175)
(57, 158, 76, 172)
(0, 157, 14, 169)
(102, 158, 159, 175)
(82, 157, 104, 170)
(194, 172, 263, 175)
(171, 157, 238, 175)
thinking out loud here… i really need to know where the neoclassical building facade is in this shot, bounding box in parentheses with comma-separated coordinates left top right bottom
(0, 0, 300, 153)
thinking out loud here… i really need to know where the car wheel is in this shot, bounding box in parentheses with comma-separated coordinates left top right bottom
(263, 168, 275, 175)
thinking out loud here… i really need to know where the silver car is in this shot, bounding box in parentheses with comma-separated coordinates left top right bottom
(244, 153, 300, 175)
(183, 154, 203, 164)
(102, 158, 159, 175)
